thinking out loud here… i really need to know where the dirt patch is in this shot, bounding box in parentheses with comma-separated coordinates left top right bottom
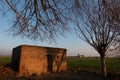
(0, 65, 16, 80)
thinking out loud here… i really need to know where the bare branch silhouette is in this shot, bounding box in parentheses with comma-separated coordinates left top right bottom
(2, 0, 75, 42)
(72, 0, 120, 78)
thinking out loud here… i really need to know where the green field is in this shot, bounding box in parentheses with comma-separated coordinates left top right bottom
(0, 56, 120, 80)
(67, 57, 120, 73)
(0, 56, 11, 65)
(0, 56, 120, 73)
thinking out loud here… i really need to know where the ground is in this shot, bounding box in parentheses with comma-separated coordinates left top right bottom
(0, 56, 120, 80)
(0, 65, 120, 80)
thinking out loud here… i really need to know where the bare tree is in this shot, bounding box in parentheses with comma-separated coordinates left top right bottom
(72, 0, 120, 78)
(0, 0, 119, 78)
(1, 0, 74, 42)
(103, 0, 120, 55)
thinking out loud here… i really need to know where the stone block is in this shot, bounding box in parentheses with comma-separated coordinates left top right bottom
(11, 45, 67, 76)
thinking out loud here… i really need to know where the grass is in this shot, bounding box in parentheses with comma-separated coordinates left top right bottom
(0, 56, 120, 80)
(0, 56, 120, 73)
(67, 57, 120, 73)
(0, 56, 11, 65)
(106, 58, 120, 73)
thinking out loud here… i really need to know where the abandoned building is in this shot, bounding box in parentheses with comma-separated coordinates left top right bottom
(11, 45, 67, 76)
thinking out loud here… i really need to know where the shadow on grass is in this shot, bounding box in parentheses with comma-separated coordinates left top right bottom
(1, 63, 120, 80)
(17, 71, 102, 80)
(0, 64, 100, 80)
(13, 68, 120, 80)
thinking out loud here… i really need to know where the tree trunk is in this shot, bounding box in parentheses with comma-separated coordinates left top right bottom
(100, 54, 107, 78)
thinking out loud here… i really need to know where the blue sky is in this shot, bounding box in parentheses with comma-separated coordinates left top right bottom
(0, 15, 98, 56)
(0, 3, 99, 56)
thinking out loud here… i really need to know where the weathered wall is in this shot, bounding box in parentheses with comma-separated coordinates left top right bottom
(11, 46, 21, 72)
(46, 48, 67, 72)
(11, 45, 67, 76)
